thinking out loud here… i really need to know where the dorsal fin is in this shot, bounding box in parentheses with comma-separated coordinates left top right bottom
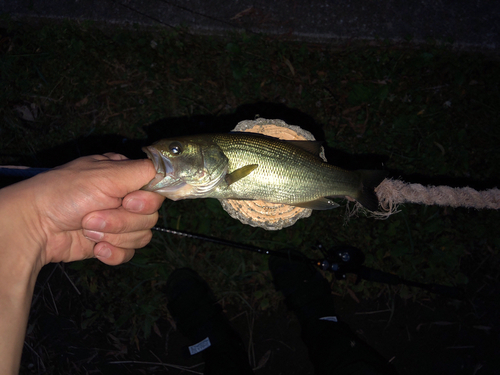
(285, 140, 323, 156)
(225, 164, 258, 185)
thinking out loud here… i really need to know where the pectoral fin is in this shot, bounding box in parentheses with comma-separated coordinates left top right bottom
(292, 197, 340, 210)
(225, 164, 258, 185)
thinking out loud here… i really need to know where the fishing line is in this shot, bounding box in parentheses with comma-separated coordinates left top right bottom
(155, 0, 246, 30)
(112, 0, 177, 30)
(113, 0, 252, 34)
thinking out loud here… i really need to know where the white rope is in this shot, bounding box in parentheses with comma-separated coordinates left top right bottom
(370, 178, 500, 218)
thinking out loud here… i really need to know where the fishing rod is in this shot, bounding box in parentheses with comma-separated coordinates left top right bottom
(152, 226, 464, 299)
(0, 167, 50, 178)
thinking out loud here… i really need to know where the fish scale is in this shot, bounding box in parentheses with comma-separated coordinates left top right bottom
(208, 134, 359, 204)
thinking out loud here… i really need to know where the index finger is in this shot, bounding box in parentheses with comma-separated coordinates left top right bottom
(123, 190, 165, 214)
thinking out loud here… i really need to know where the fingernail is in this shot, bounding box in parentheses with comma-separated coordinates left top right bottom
(84, 230, 104, 241)
(95, 245, 111, 259)
(125, 198, 144, 212)
(85, 216, 106, 231)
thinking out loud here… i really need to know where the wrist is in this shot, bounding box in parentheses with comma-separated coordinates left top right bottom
(0, 181, 46, 276)
(0, 182, 45, 374)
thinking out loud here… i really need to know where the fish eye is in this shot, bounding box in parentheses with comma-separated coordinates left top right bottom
(169, 141, 183, 155)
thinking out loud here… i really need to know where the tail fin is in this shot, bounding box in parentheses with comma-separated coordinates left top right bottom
(354, 170, 387, 211)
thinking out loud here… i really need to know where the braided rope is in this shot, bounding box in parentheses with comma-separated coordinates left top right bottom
(375, 179, 500, 212)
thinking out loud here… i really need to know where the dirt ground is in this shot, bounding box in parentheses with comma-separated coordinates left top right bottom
(23, 264, 500, 374)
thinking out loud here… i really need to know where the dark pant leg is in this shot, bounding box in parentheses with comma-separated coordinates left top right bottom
(200, 314, 254, 375)
(301, 318, 397, 375)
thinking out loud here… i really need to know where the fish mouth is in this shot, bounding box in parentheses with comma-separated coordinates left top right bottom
(142, 146, 174, 190)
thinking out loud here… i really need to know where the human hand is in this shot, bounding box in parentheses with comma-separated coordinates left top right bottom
(0, 153, 164, 375)
(0, 153, 164, 270)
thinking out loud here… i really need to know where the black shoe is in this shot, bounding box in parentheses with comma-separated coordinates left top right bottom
(269, 253, 398, 375)
(268, 249, 336, 325)
(166, 268, 219, 344)
(166, 268, 253, 374)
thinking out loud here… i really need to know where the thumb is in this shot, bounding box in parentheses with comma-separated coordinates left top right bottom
(101, 158, 157, 197)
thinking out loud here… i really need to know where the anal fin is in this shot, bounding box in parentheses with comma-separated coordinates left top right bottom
(292, 197, 340, 210)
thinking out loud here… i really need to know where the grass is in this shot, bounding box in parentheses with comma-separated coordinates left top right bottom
(1, 18, 499, 373)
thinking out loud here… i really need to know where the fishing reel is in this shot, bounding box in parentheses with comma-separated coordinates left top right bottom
(313, 242, 463, 299)
(315, 243, 365, 280)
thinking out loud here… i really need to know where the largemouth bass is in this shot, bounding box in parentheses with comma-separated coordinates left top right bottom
(142, 133, 386, 211)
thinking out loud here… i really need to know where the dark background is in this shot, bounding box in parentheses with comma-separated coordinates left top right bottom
(1, 1, 500, 374)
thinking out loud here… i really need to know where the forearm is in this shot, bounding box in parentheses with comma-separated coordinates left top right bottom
(0, 184, 44, 374)
(0, 259, 38, 374)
